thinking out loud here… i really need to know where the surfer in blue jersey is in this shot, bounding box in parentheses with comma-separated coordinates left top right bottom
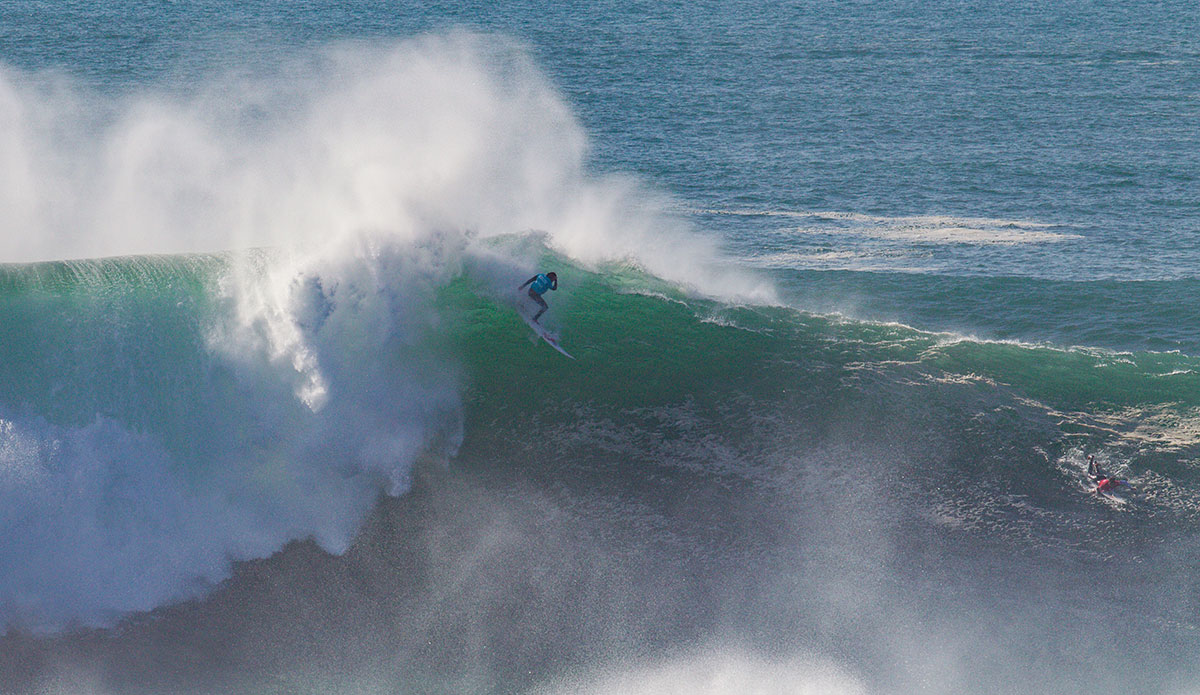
(519, 271, 557, 323)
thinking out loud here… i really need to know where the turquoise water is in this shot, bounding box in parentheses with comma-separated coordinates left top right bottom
(2, 2, 1200, 694)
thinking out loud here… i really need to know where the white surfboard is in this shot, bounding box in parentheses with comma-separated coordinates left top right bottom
(516, 296, 574, 359)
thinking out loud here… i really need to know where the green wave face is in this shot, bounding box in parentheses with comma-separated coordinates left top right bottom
(5, 250, 1196, 493)
(0, 255, 225, 432)
(446, 262, 1200, 457)
(3, 250, 1200, 689)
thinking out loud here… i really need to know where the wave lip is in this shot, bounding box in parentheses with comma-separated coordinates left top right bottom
(0, 32, 775, 305)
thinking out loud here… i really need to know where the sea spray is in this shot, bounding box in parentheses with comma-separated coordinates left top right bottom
(0, 239, 465, 632)
(0, 34, 773, 302)
(0, 33, 770, 633)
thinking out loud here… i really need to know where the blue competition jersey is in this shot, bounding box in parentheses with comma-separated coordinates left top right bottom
(530, 274, 553, 295)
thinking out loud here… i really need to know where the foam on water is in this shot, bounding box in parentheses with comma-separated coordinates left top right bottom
(535, 648, 867, 695)
(696, 209, 1078, 244)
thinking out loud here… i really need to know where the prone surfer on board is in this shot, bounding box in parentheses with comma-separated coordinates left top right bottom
(519, 272, 557, 323)
(1087, 454, 1135, 494)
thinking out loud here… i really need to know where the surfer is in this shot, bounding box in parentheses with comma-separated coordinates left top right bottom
(519, 271, 557, 323)
(1088, 455, 1134, 493)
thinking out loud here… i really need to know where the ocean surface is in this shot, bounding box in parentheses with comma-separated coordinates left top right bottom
(2, 1, 1200, 693)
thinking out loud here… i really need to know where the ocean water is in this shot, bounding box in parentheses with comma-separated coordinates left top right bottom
(2, 1, 1200, 693)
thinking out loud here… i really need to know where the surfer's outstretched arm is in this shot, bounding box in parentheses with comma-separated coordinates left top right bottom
(519, 276, 537, 290)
